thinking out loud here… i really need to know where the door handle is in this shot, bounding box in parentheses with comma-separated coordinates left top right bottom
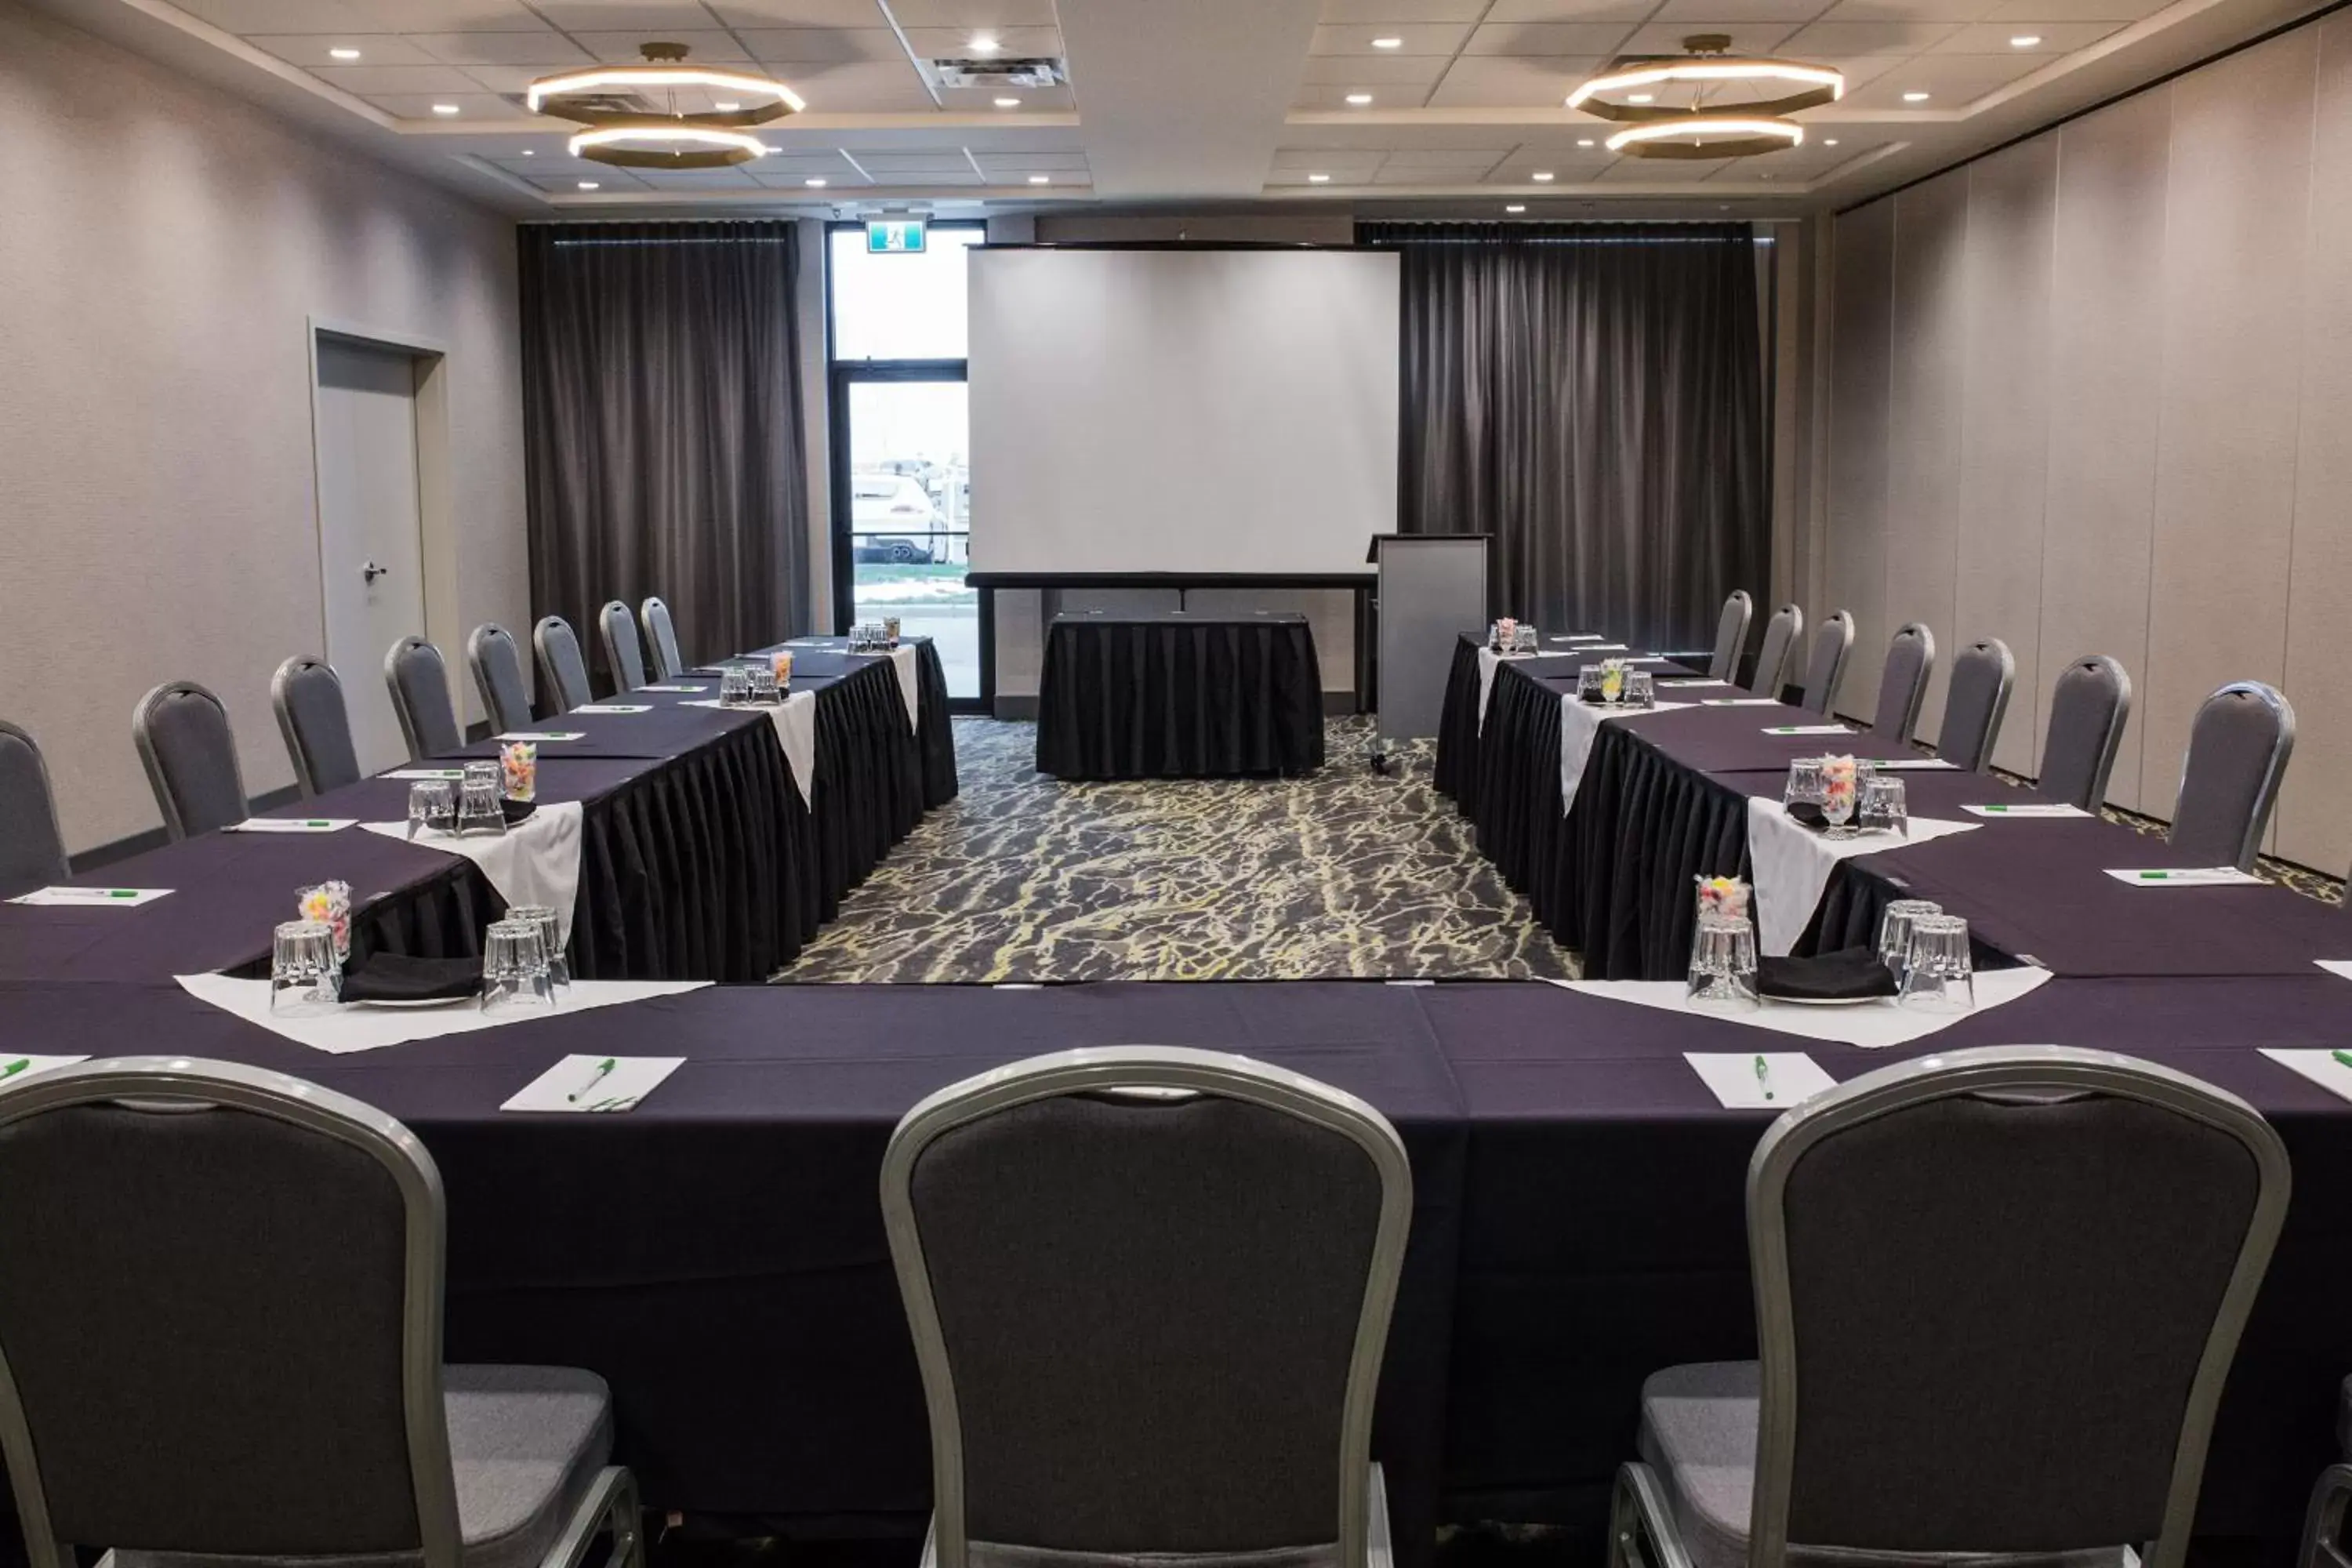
(361, 561, 388, 584)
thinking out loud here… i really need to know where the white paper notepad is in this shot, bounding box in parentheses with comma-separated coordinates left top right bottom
(227, 818, 356, 833)
(2103, 867, 2264, 887)
(1960, 803, 2091, 818)
(503, 1054, 684, 1113)
(1857, 757, 1956, 771)
(574, 704, 652, 715)
(383, 768, 466, 781)
(641, 684, 708, 694)
(1702, 698, 1783, 706)
(1764, 724, 1854, 736)
(9, 887, 172, 907)
(1661, 678, 1732, 688)
(2261, 1049, 2352, 1105)
(1685, 1051, 1836, 1109)
(496, 731, 586, 743)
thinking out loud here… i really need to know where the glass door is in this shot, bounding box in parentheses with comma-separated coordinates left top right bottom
(837, 375, 977, 699)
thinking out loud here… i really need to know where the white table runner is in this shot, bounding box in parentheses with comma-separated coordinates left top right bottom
(684, 691, 816, 804)
(1558, 699, 1696, 814)
(361, 800, 584, 940)
(1744, 797, 1979, 956)
(176, 973, 707, 1055)
(1554, 966, 2051, 1049)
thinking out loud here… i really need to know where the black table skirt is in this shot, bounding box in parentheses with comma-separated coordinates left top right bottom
(1036, 616, 1325, 780)
(1433, 637, 1486, 816)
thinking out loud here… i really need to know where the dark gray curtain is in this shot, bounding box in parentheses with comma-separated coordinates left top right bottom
(519, 221, 808, 685)
(1359, 221, 1768, 652)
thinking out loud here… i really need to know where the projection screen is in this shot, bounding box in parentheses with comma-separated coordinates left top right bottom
(967, 247, 1399, 576)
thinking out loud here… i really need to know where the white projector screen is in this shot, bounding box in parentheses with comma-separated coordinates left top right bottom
(967, 248, 1399, 575)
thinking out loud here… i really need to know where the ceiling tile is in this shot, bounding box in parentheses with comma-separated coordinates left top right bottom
(488, 151, 607, 172)
(1980, 0, 2169, 17)
(456, 62, 568, 90)
(1291, 82, 1437, 107)
(358, 91, 517, 117)
(1800, 51, 1907, 86)
(855, 152, 980, 172)
(525, 2, 721, 27)
(409, 30, 596, 64)
(172, 0, 547, 29)
(246, 34, 443, 67)
(1271, 151, 1388, 176)
(1813, 0, 1993, 17)
(1319, 0, 1490, 17)
(739, 27, 908, 60)
(1654, 0, 1840, 20)
(1372, 161, 1501, 183)
(901, 25, 1065, 55)
(937, 82, 1076, 108)
(1381, 145, 1515, 163)
(708, 0, 885, 21)
(1484, 151, 1614, 177)
(761, 57, 937, 108)
(568, 30, 753, 61)
(1780, 17, 1964, 48)
(1596, 154, 1726, 179)
(1425, 54, 1599, 106)
(1838, 46, 2042, 99)
(1482, 0, 1660, 20)
(524, 169, 649, 189)
(971, 149, 1088, 169)
(632, 166, 766, 185)
(1929, 17, 2122, 46)
(1308, 21, 1475, 53)
(1614, 20, 1801, 52)
(860, 168, 986, 183)
(1464, 21, 1640, 53)
(1300, 55, 1453, 84)
(884, 0, 1062, 24)
(311, 62, 487, 92)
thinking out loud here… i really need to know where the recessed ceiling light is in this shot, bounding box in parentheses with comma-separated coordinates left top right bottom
(521, 148, 536, 155)
(1531, 170, 1555, 181)
(1372, 35, 1403, 48)
(432, 103, 461, 115)
(577, 180, 599, 190)
(1903, 90, 1929, 101)
(970, 33, 1000, 54)
(1345, 93, 1374, 105)
(329, 46, 361, 60)
(1504, 203, 1526, 213)
(1308, 172, 1331, 183)
(994, 96, 1021, 107)
(1029, 173, 1051, 183)
(2009, 33, 2042, 45)
(1823, 137, 1838, 146)
(714, 100, 740, 111)
(1577, 138, 1595, 147)
(805, 176, 828, 187)
(1626, 92, 1653, 103)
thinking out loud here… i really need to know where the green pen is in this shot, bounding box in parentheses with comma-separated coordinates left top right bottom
(2138, 870, 2182, 881)
(567, 1058, 619, 1104)
(48, 888, 140, 900)
(2332, 1051, 2352, 1074)
(1754, 1054, 1774, 1102)
(0, 1059, 30, 1081)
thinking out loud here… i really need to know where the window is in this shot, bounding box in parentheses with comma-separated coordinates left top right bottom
(826, 223, 985, 706)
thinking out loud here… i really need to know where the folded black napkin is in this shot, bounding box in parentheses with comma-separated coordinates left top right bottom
(501, 798, 536, 827)
(1756, 946, 1897, 1002)
(1785, 800, 1829, 830)
(338, 953, 483, 1004)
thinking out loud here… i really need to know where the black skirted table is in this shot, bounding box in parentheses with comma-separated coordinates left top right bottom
(1034, 611, 1325, 780)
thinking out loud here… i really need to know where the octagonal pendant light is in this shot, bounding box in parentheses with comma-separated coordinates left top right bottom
(529, 42, 803, 169)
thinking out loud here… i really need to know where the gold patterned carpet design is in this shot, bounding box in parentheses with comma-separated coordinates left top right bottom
(775, 717, 1577, 984)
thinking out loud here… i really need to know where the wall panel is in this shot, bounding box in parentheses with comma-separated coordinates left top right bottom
(1824, 201, 1895, 714)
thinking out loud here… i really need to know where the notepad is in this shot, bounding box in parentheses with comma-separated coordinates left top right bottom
(2261, 1049, 2352, 1105)
(382, 768, 466, 780)
(1685, 1051, 1837, 1109)
(2103, 867, 2264, 887)
(1961, 803, 2091, 818)
(1661, 678, 1732, 688)
(226, 818, 355, 833)
(9, 887, 172, 906)
(502, 1054, 684, 1113)
(640, 684, 709, 693)
(1702, 698, 1783, 706)
(495, 731, 586, 742)
(1764, 724, 1853, 735)
(1857, 757, 1957, 771)
(574, 704, 652, 715)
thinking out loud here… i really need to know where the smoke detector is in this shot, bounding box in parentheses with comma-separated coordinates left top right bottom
(925, 56, 1064, 89)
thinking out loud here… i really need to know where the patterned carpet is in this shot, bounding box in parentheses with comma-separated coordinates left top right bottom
(775, 717, 1576, 983)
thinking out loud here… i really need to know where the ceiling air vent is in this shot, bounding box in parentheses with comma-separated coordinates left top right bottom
(926, 56, 1064, 89)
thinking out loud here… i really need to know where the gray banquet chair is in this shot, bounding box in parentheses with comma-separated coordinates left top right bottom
(0, 1057, 643, 1568)
(2169, 681, 2295, 871)
(639, 597, 684, 683)
(468, 623, 535, 734)
(1865, 623, 1936, 749)
(132, 681, 248, 840)
(0, 721, 68, 888)
(384, 637, 464, 763)
(883, 1046, 1412, 1568)
(2299, 1396, 2352, 1568)
(1797, 610, 1854, 717)
(1932, 637, 2014, 773)
(597, 601, 647, 694)
(534, 616, 593, 715)
(1708, 591, 1754, 682)
(270, 656, 361, 797)
(1613, 1045, 2288, 1568)
(1747, 604, 1804, 699)
(2034, 654, 2132, 812)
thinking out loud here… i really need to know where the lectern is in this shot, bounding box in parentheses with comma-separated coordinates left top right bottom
(1368, 533, 1490, 764)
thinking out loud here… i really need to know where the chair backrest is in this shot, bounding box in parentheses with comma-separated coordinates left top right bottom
(270, 657, 361, 797)
(1748, 604, 1804, 697)
(383, 639, 463, 764)
(0, 1058, 463, 1568)
(1866, 624, 1936, 746)
(640, 597, 684, 683)
(597, 601, 647, 694)
(0, 722, 67, 889)
(883, 1047, 1412, 1568)
(2171, 681, 2295, 871)
(1709, 591, 1754, 682)
(132, 681, 248, 840)
(2035, 654, 2132, 812)
(1933, 637, 2014, 772)
(467, 624, 534, 735)
(534, 616, 593, 714)
(1798, 611, 1855, 717)
(1747, 1046, 2287, 1568)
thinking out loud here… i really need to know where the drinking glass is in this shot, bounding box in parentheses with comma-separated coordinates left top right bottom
(481, 917, 554, 1017)
(747, 663, 779, 705)
(458, 773, 506, 837)
(1875, 898, 1943, 985)
(270, 919, 341, 1015)
(1897, 913, 1976, 1012)
(1577, 667, 1604, 703)
(1686, 913, 1761, 1011)
(1625, 669, 1656, 709)
(407, 779, 453, 839)
(884, 615, 903, 645)
(1821, 779, 1857, 840)
(505, 904, 570, 998)
(1784, 757, 1828, 808)
(719, 666, 751, 706)
(1860, 775, 1909, 837)
(1514, 624, 1538, 653)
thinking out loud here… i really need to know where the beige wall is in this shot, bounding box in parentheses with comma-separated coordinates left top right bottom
(1817, 14, 2352, 871)
(0, 5, 528, 855)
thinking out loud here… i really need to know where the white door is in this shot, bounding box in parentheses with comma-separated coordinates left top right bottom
(313, 336, 430, 775)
